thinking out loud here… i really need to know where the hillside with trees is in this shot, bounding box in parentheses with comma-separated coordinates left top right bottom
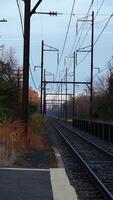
(0, 48, 40, 122)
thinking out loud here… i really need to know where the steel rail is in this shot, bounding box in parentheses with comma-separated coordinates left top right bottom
(56, 120, 113, 159)
(51, 120, 113, 200)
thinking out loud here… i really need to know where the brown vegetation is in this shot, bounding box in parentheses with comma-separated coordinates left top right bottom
(0, 116, 48, 165)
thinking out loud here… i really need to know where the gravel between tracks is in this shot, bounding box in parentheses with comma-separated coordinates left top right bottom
(47, 120, 106, 200)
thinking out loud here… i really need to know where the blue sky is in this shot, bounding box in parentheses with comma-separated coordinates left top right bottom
(0, 0, 113, 94)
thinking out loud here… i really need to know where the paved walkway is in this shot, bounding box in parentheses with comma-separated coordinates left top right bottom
(0, 168, 77, 200)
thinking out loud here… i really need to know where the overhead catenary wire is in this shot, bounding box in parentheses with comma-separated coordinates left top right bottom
(58, 0, 95, 85)
(29, 66, 38, 90)
(16, 0, 24, 35)
(16, 0, 38, 90)
(65, 0, 95, 65)
(65, 0, 108, 79)
(94, 14, 113, 45)
(66, 0, 105, 69)
(59, 0, 107, 95)
(44, 43, 58, 51)
(93, 57, 113, 80)
(76, 13, 113, 67)
(77, 0, 105, 51)
(55, 0, 76, 80)
(16, 0, 111, 96)
(59, 0, 76, 62)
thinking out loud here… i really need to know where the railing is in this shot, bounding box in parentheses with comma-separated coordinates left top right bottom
(73, 119, 113, 143)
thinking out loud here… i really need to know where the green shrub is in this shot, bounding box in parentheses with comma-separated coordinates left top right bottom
(29, 102, 39, 118)
(0, 109, 6, 123)
(30, 114, 47, 135)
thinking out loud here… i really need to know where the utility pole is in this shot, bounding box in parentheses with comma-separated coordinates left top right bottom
(40, 42, 59, 115)
(61, 78, 63, 118)
(22, 0, 31, 123)
(22, 0, 43, 125)
(90, 11, 94, 121)
(40, 40, 44, 114)
(43, 69, 46, 116)
(17, 68, 20, 105)
(72, 51, 76, 126)
(57, 85, 59, 117)
(65, 67, 68, 121)
(58, 85, 60, 117)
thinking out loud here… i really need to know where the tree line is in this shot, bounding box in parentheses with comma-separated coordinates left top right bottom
(0, 48, 39, 122)
(52, 68, 113, 122)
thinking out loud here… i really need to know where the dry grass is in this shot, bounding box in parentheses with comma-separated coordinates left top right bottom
(0, 117, 48, 165)
(30, 113, 47, 135)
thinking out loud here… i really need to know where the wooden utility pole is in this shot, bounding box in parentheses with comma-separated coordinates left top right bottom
(61, 78, 63, 117)
(17, 68, 20, 104)
(40, 40, 44, 114)
(43, 69, 46, 116)
(72, 51, 76, 126)
(90, 11, 94, 121)
(22, 0, 31, 123)
(65, 67, 68, 121)
(22, 0, 43, 124)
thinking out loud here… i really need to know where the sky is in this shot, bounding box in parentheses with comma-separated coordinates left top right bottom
(0, 0, 113, 96)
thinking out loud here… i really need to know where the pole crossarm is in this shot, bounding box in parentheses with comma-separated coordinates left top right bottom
(44, 44, 59, 51)
(46, 104, 61, 106)
(77, 45, 91, 51)
(30, 0, 43, 16)
(77, 50, 91, 53)
(0, 18, 7, 22)
(46, 99, 66, 102)
(77, 15, 92, 21)
(44, 49, 58, 52)
(46, 93, 73, 95)
(42, 80, 91, 85)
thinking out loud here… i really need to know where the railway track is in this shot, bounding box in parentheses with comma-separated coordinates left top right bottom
(51, 119, 113, 200)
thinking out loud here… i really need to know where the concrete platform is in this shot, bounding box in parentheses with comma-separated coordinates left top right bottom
(0, 168, 78, 200)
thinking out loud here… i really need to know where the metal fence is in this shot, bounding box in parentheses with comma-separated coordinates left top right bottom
(73, 119, 113, 143)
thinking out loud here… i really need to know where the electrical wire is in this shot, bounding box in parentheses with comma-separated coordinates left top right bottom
(93, 57, 113, 80)
(57, 0, 95, 86)
(66, 1, 95, 64)
(66, 0, 105, 69)
(29, 66, 38, 90)
(44, 43, 58, 51)
(65, 2, 94, 68)
(65, 0, 107, 78)
(16, 0, 24, 35)
(76, 13, 113, 67)
(77, 0, 105, 51)
(94, 14, 113, 45)
(55, 0, 76, 77)
(59, 0, 107, 93)
(16, 0, 38, 90)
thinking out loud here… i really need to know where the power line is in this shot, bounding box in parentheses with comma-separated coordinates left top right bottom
(65, 0, 106, 74)
(58, 0, 76, 65)
(94, 14, 113, 45)
(77, 0, 105, 51)
(66, 0, 105, 68)
(93, 57, 113, 80)
(29, 66, 38, 90)
(53, 0, 76, 92)
(76, 13, 113, 67)
(16, 0, 24, 35)
(48, 1, 96, 94)
(16, 0, 38, 90)
(67, 1, 95, 60)
(58, 1, 95, 85)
